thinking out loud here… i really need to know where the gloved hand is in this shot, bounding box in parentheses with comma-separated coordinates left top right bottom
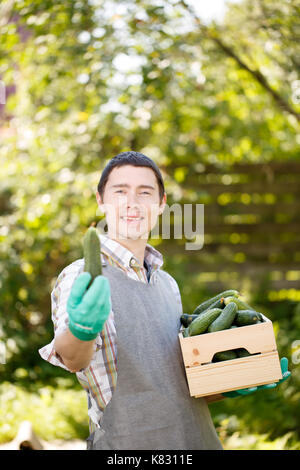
(222, 357, 291, 398)
(67, 272, 111, 341)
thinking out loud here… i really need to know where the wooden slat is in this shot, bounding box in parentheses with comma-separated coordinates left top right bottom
(185, 261, 300, 273)
(204, 202, 300, 217)
(161, 241, 300, 257)
(205, 216, 300, 226)
(187, 181, 300, 194)
(184, 280, 300, 291)
(202, 222, 300, 234)
(157, 222, 300, 237)
(188, 174, 300, 185)
(223, 161, 300, 174)
(187, 351, 282, 397)
(162, 160, 300, 175)
(260, 280, 300, 290)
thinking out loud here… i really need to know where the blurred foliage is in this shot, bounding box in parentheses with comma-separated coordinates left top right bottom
(0, 379, 88, 443)
(0, 0, 299, 446)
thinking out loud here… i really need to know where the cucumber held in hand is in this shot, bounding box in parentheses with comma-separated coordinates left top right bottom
(83, 226, 102, 289)
(188, 308, 222, 336)
(207, 302, 238, 333)
(192, 289, 239, 316)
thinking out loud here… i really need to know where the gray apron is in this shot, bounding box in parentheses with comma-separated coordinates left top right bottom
(87, 262, 222, 450)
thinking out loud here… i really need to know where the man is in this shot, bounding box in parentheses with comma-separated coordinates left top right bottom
(39, 151, 290, 450)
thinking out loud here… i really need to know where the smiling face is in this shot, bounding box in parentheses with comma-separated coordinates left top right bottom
(96, 165, 166, 241)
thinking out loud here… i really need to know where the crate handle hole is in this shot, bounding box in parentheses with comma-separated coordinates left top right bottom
(212, 348, 261, 363)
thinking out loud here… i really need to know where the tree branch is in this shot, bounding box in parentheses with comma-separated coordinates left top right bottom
(178, 0, 300, 122)
(211, 35, 300, 122)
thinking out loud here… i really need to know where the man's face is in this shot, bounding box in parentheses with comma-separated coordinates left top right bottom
(96, 165, 166, 240)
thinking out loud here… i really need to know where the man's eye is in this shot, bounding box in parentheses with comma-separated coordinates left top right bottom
(116, 190, 150, 195)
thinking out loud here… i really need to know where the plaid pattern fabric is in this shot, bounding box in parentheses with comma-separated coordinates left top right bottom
(39, 233, 183, 431)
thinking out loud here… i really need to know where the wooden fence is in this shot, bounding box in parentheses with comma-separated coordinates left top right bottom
(158, 160, 300, 296)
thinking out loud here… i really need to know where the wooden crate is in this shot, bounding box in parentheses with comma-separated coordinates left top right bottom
(178, 314, 282, 397)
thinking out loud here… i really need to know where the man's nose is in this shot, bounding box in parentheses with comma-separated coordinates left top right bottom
(125, 191, 140, 206)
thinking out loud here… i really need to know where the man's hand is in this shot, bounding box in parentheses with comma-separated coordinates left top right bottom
(222, 357, 291, 398)
(67, 272, 111, 341)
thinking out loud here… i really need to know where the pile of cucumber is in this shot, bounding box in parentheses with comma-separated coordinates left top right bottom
(180, 289, 264, 362)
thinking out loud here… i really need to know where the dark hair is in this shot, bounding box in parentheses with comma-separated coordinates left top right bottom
(97, 151, 165, 203)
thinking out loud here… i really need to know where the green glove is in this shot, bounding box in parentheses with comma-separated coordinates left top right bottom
(222, 357, 291, 398)
(67, 272, 111, 341)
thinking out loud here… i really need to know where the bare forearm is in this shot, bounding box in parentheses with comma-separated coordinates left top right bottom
(54, 328, 96, 372)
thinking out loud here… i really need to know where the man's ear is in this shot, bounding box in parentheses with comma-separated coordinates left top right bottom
(96, 191, 106, 214)
(158, 192, 167, 215)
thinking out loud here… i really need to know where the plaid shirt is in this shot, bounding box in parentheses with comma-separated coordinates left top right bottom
(39, 234, 183, 432)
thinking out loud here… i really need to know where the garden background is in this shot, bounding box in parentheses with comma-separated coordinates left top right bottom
(0, 0, 299, 450)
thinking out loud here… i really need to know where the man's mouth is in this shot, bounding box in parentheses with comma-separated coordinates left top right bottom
(121, 216, 144, 222)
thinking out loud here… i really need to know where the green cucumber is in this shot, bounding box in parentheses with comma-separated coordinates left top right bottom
(180, 314, 199, 328)
(235, 310, 262, 326)
(192, 290, 239, 315)
(182, 327, 189, 338)
(196, 296, 226, 316)
(207, 302, 238, 332)
(236, 348, 251, 358)
(212, 350, 238, 362)
(224, 296, 253, 311)
(83, 226, 102, 288)
(188, 308, 223, 336)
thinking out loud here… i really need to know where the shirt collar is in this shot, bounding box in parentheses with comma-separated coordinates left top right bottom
(99, 233, 163, 271)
